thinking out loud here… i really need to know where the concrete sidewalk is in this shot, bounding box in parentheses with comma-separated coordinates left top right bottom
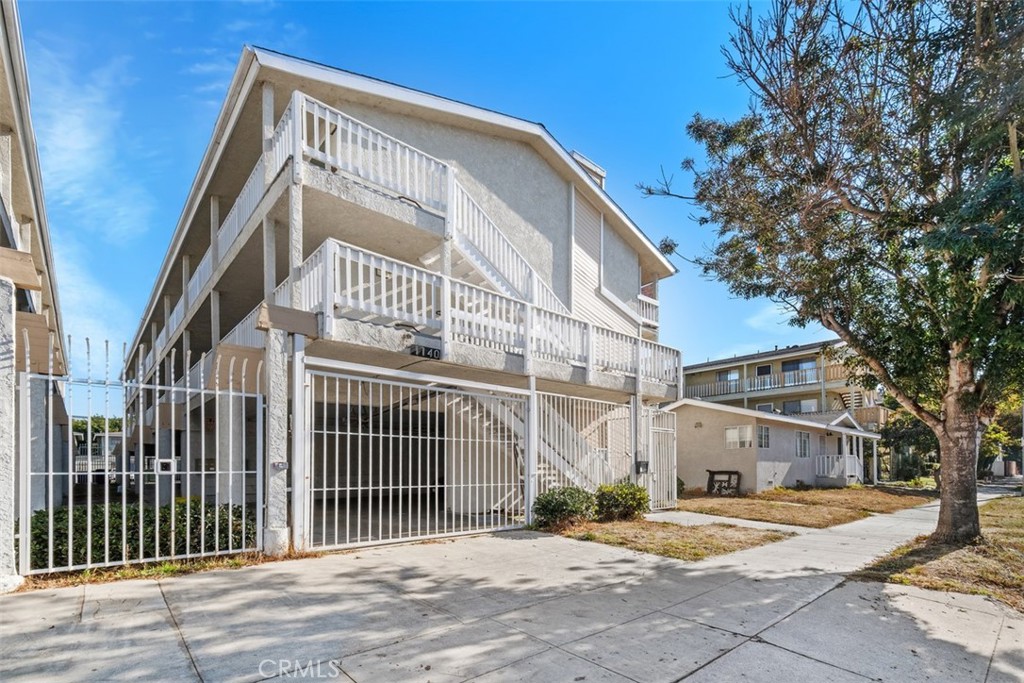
(1, 493, 1020, 682)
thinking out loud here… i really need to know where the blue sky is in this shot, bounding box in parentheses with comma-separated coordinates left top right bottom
(20, 0, 830, 369)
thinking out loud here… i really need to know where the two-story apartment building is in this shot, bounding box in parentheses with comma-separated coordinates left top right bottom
(683, 340, 888, 431)
(122, 47, 681, 556)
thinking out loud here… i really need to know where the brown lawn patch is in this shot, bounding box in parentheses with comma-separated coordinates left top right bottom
(854, 496, 1024, 613)
(17, 550, 322, 592)
(755, 486, 936, 513)
(675, 497, 868, 528)
(562, 520, 792, 562)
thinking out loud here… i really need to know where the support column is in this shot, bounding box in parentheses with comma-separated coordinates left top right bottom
(262, 83, 276, 186)
(263, 327, 289, 555)
(209, 196, 220, 265)
(872, 440, 878, 484)
(215, 387, 245, 505)
(181, 255, 191, 310)
(0, 278, 22, 591)
(26, 375, 46, 512)
(263, 219, 276, 300)
(288, 186, 302, 308)
(210, 291, 221, 345)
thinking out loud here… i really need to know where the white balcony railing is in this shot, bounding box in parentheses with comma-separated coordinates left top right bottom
(685, 365, 847, 399)
(630, 293, 660, 327)
(219, 238, 681, 388)
(302, 94, 448, 214)
(186, 249, 213, 307)
(217, 159, 266, 261)
(140, 92, 668, 386)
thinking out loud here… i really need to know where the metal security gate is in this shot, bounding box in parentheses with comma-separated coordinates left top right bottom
(304, 369, 528, 549)
(16, 350, 264, 575)
(641, 407, 677, 510)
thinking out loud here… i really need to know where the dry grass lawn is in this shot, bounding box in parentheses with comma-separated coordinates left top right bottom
(755, 486, 936, 513)
(675, 485, 937, 528)
(18, 550, 321, 592)
(562, 520, 792, 562)
(854, 496, 1024, 613)
(675, 497, 868, 528)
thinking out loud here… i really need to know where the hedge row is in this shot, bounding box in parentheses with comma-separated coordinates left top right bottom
(28, 498, 257, 570)
(532, 482, 650, 529)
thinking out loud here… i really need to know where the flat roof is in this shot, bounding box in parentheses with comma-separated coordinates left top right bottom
(684, 339, 842, 372)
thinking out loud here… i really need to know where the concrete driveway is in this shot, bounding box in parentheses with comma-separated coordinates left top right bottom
(1, 496, 1021, 682)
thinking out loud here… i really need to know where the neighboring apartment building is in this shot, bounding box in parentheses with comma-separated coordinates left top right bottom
(0, 0, 66, 589)
(683, 340, 888, 430)
(121, 48, 681, 556)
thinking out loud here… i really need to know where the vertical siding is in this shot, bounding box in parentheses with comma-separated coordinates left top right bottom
(572, 189, 636, 334)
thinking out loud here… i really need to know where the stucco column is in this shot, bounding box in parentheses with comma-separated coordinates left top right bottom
(263, 327, 290, 555)
(0, 278, 22, 591)
(288, 185, 303, 308)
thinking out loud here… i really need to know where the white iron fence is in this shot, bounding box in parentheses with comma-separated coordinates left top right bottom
(16, 342, 264, 575)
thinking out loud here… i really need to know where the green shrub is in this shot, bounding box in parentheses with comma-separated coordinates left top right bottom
(28, 498, 257, 571)
(532, 487, 595, 529)
(595, 482, 650, 522)
(676, 478, 686, 499)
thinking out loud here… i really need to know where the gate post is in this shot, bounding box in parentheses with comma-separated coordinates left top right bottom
(524, 375, 538, 524)
(263, 327, 290, 555)
(290, 334, 308, 550)
(0, 278, 22, 591)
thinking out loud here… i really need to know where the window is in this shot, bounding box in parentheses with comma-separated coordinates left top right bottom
(782, 398, 819, 415)
(755, 403, 774, 413)
(716, 369, 740, 382)
(781, 358, 819, 385)
(755, 364, 772, 376)
(725, 425, 753, 449)
(757, 425, 770, 448)
(796, 431, 811, 458)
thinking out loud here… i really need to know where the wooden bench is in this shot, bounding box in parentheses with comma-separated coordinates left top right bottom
(706, 470, 741, 496)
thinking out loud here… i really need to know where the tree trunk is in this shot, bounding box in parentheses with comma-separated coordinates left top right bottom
(933, 356, 981, 543)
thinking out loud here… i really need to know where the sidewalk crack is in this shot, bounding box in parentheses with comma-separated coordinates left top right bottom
(158, 580, 204, 683)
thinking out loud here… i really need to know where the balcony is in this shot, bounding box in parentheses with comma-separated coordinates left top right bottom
(685, 364, 847, 399)
(136, 91, 668, 387)
(215, 238, 682, 391)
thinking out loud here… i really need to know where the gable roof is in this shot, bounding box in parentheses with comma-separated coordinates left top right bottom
(663, 398, 880, 439)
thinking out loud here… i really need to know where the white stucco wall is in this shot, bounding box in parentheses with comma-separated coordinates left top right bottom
(754, 421, 817, 490)
(323, 100, 574, 306)
(674, 404, 758, 494)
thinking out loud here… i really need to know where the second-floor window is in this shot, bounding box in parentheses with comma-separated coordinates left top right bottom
(725, 425, 753, 449)
(782, 398, 819, 415)
(757, 425, 770, 448)
(796, 431, 811, 458)
(717, 369, 740, 386)
(781, 358, 819, 385)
